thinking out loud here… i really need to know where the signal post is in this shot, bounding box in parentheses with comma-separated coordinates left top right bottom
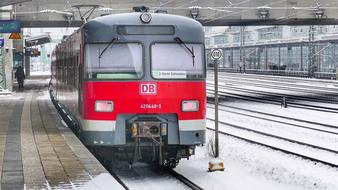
(208, 49, 224, 172)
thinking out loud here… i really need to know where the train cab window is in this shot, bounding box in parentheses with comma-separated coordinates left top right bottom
(84, 43, 143, 80)
(117, 26, 175, 35)
(151, 43, 204, 79)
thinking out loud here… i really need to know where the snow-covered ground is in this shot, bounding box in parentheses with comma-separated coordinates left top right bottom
(176, 129, 338, 190)
(224, 99, 338, 127)
(13, 74, 337, 189)
(175, 98, 338, 190)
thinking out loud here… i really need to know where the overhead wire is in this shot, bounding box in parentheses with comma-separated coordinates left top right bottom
(224, 0, 252, 7)
(170, 0, 200, 9)
(158, 0, 177, 7)
(273, 0, 338, 24)
(203, 0, 288, 24)
(203, 0, 254, 20)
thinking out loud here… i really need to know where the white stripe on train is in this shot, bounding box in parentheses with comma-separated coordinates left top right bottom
(80, 119, 205, 132)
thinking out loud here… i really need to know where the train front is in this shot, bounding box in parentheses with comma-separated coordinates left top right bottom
(81, 12, 206, 167)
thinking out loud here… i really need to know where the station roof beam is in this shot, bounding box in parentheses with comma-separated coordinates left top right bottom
(0, 0, 31, 7)
(25, 34, 51, 47)
(7, 0, 338, 27)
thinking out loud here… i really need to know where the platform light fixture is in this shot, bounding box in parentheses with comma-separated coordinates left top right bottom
(314, 8, 325, 19)
(189, 6, 201, 19)
(257, 7, 269, 19)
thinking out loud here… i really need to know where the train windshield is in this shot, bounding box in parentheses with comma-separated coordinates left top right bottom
(151, 43, 204, 79)
(85, 43, 142, 79)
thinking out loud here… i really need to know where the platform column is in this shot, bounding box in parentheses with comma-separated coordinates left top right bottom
(4, 35, 13, 91)
(24, 53, 30, 77)
(0, 42, 4, 89)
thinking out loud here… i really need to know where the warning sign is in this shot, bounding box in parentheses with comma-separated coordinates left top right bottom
(9, 33, 21, 40)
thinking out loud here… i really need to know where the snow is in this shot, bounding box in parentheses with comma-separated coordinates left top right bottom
(207, 106, 338, 152)
(206, 119, 338, 165)
(79, 173, 125, 190)
(209, 158, 224, 165)
(111, 162, 189, 190)
(175, 74, 338, 190)
(14, 74, 337, 189)
(176, 130, 338, 190)
(61, 119, 68, 128)
(223, 99, 338, 127)
(0, 86, 12, 96)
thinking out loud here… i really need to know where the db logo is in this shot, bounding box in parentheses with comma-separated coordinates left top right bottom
(140, 83, 157, 95)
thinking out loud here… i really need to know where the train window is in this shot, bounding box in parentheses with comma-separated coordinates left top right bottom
(117, 26, 174, 35)
(84, 43, 143, 79)
(151, 43, 204, 79)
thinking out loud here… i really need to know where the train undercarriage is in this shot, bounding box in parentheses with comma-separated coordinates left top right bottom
(92, 143, 195, 168)
(89, 117, 196, 168)
(51, 98, 196, 168)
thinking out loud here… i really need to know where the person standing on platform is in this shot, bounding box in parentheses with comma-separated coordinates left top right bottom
(15, 66, 25, 89)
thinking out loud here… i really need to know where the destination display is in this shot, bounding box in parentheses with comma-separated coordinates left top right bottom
(152, 71, 187, 79)
(0, 20, 21, 33)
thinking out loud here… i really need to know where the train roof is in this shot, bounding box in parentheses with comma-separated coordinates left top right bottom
(83, 12, 204, 43)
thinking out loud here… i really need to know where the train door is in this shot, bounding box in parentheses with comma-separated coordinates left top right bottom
(78, 46, 83, 116)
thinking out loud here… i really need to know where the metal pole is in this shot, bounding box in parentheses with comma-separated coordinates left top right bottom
(214, 59, 219, 158)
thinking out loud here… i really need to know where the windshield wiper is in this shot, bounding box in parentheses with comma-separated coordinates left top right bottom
(174, 37, 195, 67)
(99, 37, 117, 59)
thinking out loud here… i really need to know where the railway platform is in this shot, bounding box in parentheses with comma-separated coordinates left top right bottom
(0, 78, 124, 190)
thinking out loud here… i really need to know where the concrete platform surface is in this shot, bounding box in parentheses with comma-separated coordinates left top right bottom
(0, 79, 124, 190)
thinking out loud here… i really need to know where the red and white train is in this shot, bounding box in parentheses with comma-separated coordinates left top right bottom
(50, 11, 206, 167)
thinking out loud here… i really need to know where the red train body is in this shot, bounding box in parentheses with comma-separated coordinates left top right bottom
(50, 12, 206, 167)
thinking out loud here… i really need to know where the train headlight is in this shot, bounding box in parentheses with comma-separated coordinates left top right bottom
(161, 123, 167, 136)
(140, 12, 152, 23)
(131, 123, 138, 137)
(181, 100, 199, 112)
(95, 100, 113, 112)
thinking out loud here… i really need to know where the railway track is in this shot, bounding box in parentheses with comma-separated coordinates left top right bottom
(208, 71, 338, 86)
(214, 82, 338, 103)
(208, 73, 338, 95)
(207, 72, 338, 105)
(105, 161, 204, 190)
(207, 81, 338, 103)
(207, 73, 338, 167)
(206, 89, 338, 113)
(206, 103, 338, 134)
(206, 125, 338, 168)
(207, 116, 338, 153)
(167, 169, 204, 190)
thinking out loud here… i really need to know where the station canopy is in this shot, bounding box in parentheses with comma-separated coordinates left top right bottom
(3, 0, 338, 26)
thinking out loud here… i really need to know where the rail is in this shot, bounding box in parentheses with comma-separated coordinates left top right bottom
(167, 169, 204, 190)
(207, 127, 338, 168)
(206, 67, 337, 80)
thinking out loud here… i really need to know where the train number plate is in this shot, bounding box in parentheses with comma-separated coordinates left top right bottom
(140, 104, 162, 109)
